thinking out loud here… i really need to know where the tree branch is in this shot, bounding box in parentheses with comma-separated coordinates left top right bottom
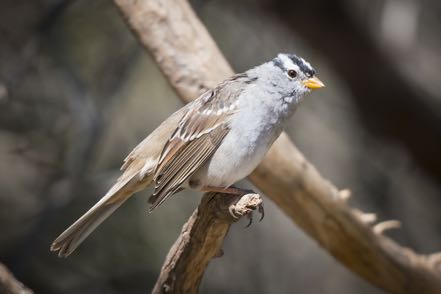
(113, 0, 441, 293)
(152, 193, 263, 294)
(0, 263, 33, 294)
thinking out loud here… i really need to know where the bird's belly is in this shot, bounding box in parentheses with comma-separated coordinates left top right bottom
(189, 122, 281, 189)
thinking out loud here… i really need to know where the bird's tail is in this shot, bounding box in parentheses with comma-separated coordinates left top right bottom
(50, 173, 150, 257)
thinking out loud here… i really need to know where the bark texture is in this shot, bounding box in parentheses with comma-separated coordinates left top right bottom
(113, 0, 441, 293)
(0, 263, 33, 294)
(152, 193, 263, 294)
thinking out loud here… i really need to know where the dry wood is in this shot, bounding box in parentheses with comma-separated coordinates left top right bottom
(152, 192, 263, 294)
(113, 0, 441, 293)
(0, 263, 33, 294)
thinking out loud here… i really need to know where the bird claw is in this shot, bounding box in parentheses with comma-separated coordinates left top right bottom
(258, 203, 265, 222)
(224, 191, 264, 226)
(245, 213, 253, 228)
(244, 202, 264, 228)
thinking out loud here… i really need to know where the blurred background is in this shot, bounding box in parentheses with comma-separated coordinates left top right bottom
(0, 0, 440, 293)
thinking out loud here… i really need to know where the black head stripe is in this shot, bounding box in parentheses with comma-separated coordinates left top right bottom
(287, 54, 316, 77)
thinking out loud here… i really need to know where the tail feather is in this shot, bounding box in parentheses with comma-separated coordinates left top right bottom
(50, 196, 124, 257)
(50, 102, 185, 257)
(51, 172, 153, 257)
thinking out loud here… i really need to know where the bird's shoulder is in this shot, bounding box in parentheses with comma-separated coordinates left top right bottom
(176, 72, 253, 140)
(200, 72, 256, 108)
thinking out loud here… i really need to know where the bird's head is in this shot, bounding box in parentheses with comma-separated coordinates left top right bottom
(270, 53, 325, 97)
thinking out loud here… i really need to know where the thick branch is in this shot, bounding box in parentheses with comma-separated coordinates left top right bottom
(152, 193, 263, 294)
(0, 263, 33, 294)
(113, 0, 441, 293)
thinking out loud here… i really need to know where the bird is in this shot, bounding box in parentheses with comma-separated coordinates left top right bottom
(50, 53, 325, 257)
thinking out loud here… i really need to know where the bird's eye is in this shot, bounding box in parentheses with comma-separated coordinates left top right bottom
(287, 69, 297, 79)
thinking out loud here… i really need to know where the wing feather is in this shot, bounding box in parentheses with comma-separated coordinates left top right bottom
(149, 73, 250, 211)
(150, 126, 228, 211)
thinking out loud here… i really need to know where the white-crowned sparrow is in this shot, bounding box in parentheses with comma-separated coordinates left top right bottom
(51, 53, 324, 257)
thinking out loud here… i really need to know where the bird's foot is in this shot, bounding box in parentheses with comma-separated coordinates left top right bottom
(227, 192, 264, 226)
(243, 200, 265, 227)
(202, 186, 264, 225)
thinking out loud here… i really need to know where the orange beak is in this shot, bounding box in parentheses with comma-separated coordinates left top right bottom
(302, 76, 325, 90)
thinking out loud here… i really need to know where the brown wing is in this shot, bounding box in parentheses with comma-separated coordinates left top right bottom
(149, 82, 243, 210)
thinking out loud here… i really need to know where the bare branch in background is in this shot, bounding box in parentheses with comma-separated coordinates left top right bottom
(0, 263, 33, 294)
(113, 0, 441, 293)
(153, 192, 263, 294)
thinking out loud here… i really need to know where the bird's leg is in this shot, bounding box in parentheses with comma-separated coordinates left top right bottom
(201, 186, 264, 225)
(199, 185, 253, 195)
